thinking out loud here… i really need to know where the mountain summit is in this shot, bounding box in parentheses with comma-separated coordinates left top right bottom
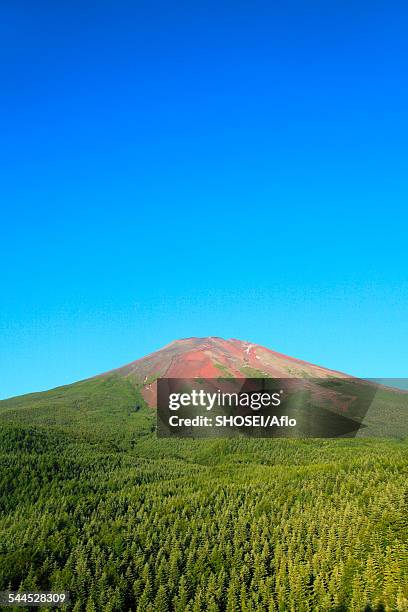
(103, 337, 348, 407)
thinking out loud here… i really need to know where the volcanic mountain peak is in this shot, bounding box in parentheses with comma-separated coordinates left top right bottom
(103, 337, 348, 406)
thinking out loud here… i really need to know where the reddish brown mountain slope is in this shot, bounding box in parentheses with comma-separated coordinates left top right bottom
(103, 337, 349, 407)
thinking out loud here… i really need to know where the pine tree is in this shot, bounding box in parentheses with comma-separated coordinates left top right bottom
(153, 585, 168, 612)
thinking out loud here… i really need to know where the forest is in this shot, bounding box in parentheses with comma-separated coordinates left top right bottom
(0, 375, 407, 611)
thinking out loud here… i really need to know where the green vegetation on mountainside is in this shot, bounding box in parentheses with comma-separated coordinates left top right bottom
(0, 375, 407, 611)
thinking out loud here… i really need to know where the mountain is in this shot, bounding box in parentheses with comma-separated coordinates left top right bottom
(102, 337, 349, 407)
(1, 337, 406, 439)
(1, 344, 407, 612)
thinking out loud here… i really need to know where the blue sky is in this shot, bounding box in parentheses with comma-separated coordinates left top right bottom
(1, 1, 407, 398)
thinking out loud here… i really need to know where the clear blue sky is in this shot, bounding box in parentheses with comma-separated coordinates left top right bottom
(1, 1, 407, 399)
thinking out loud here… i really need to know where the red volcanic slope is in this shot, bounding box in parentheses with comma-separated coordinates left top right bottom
(103, 337, 349, 407)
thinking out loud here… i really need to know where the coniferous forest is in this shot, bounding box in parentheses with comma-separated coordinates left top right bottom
(0, 376, 407, 611)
